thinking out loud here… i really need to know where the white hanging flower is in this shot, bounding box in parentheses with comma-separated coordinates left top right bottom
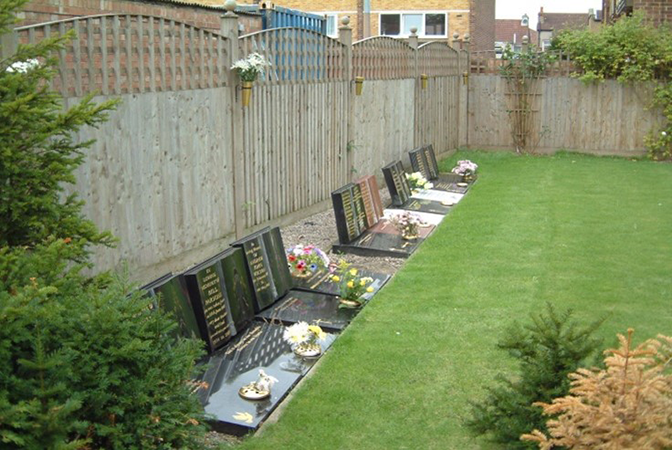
(6, 58, 40, 73)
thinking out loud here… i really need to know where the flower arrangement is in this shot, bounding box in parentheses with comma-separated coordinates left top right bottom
(231, 52, 271, 82)
(329, 260, 374, 307)
(389, 211, 422, 240)
(451, 160, 478, 177)
(283, 321, 327, 357)
(405, 172, 434, 192)
(286, 244, 329, 277)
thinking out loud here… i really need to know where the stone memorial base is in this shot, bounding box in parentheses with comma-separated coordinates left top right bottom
(197, 322, 336, 435)
(332, 229, 424, 258)
(428, 173, 471, 194)
(255, 289, 362, 332)
(291, 268, 391, 298)
(396, 198, 453, 215)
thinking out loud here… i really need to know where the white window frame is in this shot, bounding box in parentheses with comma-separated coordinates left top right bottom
(378, 11, 448, 38)
(319, 13, 340, 38)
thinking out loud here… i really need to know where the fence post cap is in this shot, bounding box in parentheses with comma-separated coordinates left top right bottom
(463, 33, 470, 42)
(340, 16, 351, 27)
(410, 27, 418, 35)
(453, 32, 460, 39)
(522, 35, 529, 44)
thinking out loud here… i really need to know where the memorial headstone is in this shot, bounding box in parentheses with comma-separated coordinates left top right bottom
(183, 254, 238, 352)
(356, 175, 384, 225)
(382, 161, 454, 215)
(409, 144, 470, 193)
(262, 227, 293, 298)
(331, 184, 362, 244)
(219, 248, 256, 332)
(142, 274, 203, 342)
(231, 229, 280, 312)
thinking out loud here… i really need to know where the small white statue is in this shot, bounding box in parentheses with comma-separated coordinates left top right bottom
(254, 370, 279, 393)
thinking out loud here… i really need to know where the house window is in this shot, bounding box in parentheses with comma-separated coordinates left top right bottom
(379, 12, 448, 38)
(323, 13, 339, 38)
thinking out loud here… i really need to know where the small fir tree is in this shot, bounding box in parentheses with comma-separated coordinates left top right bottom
(466, 303, 604, 449)
(523, 329, 672, 449)
(0, 1, 209, 448)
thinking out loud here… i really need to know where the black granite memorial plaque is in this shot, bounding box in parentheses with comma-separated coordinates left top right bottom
(255, 290, 359, 332)
(262, 227, 293, 298)
(332, 229, 424, 258)
(356, 177, 379, 227)
(331, 184, 362, 244)
(184, 255, 238, 352)
(232, 229, 279, 312)
(196, 322, 337, 435)
(409, 146, 432, 180)
(351, 183, 370, 231)
(146, 274, 203, 342)
(382, 161, 412, 206)
(219, 248, 256, 332)
(291, 267, 391, 298)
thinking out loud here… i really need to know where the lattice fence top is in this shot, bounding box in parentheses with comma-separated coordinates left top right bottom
(15, 14, 229, 97)
(352, 36, 415, 80)
(417, 41, 459, 77)
(238, 27, 347, 84)
(470, 50, 578, 77)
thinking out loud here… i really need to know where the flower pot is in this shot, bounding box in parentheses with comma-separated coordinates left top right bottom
(355, 76, 364, 96)
(293, 342, 322, 358)
(338, 297, 363, 308)
(238, 383, 270, 400)
(402, 233, 419, 240)
(292, 270, 312, 279)
(241, 80, 253, 107)
(421, 73, 428, 89)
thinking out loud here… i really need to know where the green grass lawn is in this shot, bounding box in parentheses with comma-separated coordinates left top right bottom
(239, 151, 672, 450)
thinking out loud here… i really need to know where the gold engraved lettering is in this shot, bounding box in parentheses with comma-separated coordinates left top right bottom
(341, 191, 357, 240)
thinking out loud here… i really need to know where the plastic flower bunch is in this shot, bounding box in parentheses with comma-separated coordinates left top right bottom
(405, 172, 433, 191)
(451, 159, 478, 176)
(286, 244, 329, 275)
(389, 211, 422, 238)
(231, 52, 271, 82)
(282, 321, 326, 346)
(329, 260, 374, 301)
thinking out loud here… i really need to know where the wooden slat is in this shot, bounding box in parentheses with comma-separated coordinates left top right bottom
(138, 15, 145, 92)
(148, 17, 155, 92)
(101, 17, 109, 95)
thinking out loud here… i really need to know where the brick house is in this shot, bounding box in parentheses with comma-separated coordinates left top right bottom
(536, 7, 590, 50)
(602, 0, 672, 25)
(495, 15, 538, 53)
(18, 0, 263, 34)
(256, 0, 496, 51)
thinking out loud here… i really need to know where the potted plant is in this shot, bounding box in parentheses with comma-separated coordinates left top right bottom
(405, 171, 434, 194)
(283, 321, 327, 357)
(231, 52, 271, 106)
(329, 260, 375, 308)
(451, 159, 478, 182)
(286, 244, 329, 278)
(389, 211, 423, 240)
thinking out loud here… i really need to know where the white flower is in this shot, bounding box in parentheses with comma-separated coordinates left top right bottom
(662, 131, 667, 136)
(425, 182, 434, 189)
(6, 58, 40, 73)
(283, 321, 310, 345)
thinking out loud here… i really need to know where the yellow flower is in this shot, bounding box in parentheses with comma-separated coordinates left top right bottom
(331, 275, 340, 282)
(359, 279, 366, 286)
(308, 325, 322, 335)
(366, 287, 374, 293)
(349, 268, 358, 276)
(347, 281, 354, 288)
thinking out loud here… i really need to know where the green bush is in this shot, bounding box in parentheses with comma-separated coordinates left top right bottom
(0, 1, 209, 448)
(466, 304, 603, 449)
(552, 14, 672, 160)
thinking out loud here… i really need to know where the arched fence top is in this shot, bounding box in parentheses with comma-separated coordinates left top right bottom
(14, 14, 229, 96)
(352, 35, 416, 80)
(417, 41, 459, 77)
(239, 27, 348, 84)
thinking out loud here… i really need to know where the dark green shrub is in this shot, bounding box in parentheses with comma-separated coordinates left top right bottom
(0, 1, 209, 448)
(466, 303, 603, 449)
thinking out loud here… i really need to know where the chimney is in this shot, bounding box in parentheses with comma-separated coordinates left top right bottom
(538, 7, 545, 26)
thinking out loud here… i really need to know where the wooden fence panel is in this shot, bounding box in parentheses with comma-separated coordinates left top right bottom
(353, 79, 416, 177)
(15, 14, 229, 97)
(418, 41, 459, 77)
(352, 36, 415, 80)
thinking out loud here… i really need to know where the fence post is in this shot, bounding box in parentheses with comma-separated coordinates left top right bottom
(451, 32, 460, 51)
(339, 17, 355, 181)
(1, 29, 18, 60)
(220, 1, 246, 239)
(409, 27, 418, 78)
